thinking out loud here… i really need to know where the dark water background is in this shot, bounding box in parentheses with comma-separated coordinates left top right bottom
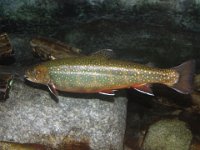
(1, 15, 200, 71)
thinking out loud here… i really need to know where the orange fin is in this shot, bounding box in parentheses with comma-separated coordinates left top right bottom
(133, 84, 154, 96)
(172, 60, 195, 94)
(99, 90, 116, 96)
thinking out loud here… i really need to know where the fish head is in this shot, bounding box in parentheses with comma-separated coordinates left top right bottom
(30, 38, 40, 47)
(25, 65, 49, 84)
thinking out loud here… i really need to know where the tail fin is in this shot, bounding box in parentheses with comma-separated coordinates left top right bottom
(172, 60, 195, 94)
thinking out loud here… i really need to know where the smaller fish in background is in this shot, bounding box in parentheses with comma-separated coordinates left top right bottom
(30, 36, 117, 60)
(24, 54, 195, 101)
(30, 36, 82, 60)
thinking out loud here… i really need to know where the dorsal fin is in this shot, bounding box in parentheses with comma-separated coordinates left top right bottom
(90, 49, 116, 59)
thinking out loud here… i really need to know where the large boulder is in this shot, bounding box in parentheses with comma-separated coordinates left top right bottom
(0, 79, 127, 149)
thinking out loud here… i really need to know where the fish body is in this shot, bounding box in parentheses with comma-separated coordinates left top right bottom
(25, 56, 195, 97)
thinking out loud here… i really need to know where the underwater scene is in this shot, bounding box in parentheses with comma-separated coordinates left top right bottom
(0, 0, 200, 150)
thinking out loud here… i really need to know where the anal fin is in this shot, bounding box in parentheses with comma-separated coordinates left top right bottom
(133, 84, 154, 96)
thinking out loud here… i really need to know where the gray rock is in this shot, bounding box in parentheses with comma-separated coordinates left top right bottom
(0, 79, 127, 150)
(142, 119, 193, 150)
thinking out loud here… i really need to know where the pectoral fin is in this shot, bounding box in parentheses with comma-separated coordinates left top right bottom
(47, 83, 59, 102)
(133, 84, 154, 96)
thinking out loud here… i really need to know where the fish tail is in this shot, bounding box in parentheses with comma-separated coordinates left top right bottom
(172, 60, 195, 94)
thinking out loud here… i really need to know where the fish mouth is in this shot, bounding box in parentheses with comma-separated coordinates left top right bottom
(30, 39, 38, 47)
(24, 76, 36, 82)
(24, 74, 30, 81)
(24, 73, 38, 83)
(24, 75, 28, 79)
(24, 72, 33, 82)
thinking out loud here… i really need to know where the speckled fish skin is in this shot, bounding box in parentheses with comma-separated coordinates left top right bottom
(25, 56, 189, 95)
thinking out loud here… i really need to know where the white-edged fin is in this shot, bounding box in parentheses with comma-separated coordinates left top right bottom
(99, 90, 115, 96)
(133, 84, 154, 96)
(134, 88, 154, 96)
(48, 83, 59, 100)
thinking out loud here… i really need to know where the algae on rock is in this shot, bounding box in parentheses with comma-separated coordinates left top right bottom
(142, 119, 192, 150)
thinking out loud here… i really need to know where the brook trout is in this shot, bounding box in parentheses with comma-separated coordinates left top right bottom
(25, 56, 195, 98)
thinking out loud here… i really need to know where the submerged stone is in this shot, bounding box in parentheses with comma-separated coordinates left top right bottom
(0, 80, 127, 150)
(142, 119, 192, 150)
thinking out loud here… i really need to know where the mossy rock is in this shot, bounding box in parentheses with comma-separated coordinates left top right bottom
(142, 119, 192, 150)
